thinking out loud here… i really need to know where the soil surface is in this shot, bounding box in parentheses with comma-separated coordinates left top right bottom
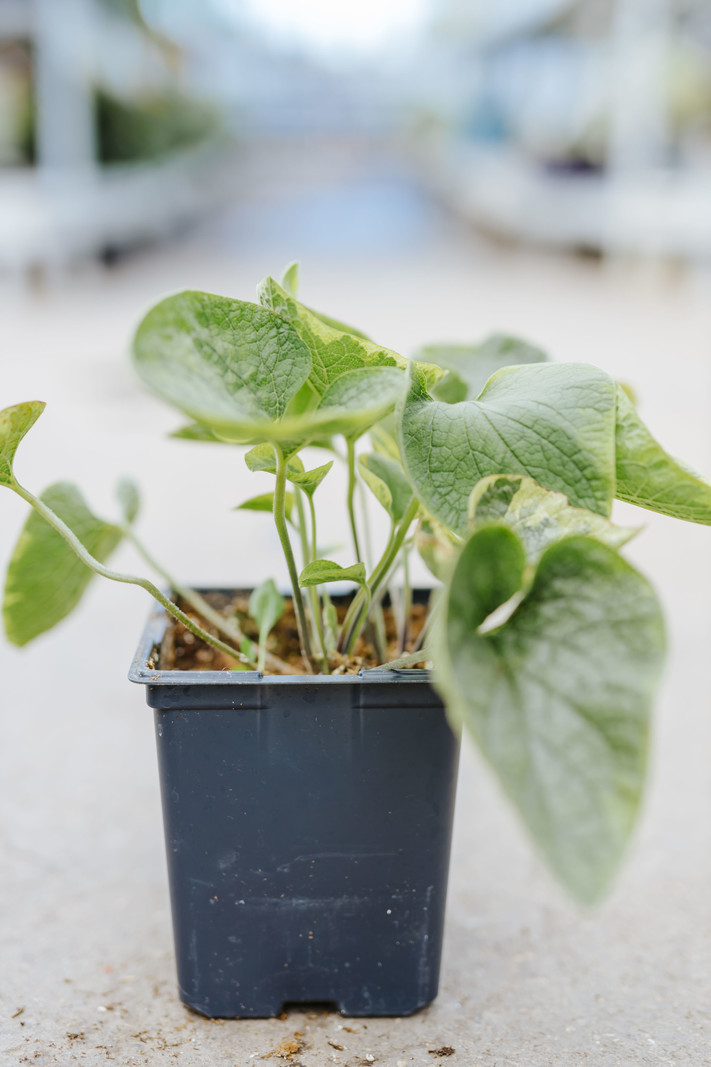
(159, 591, 429, 675)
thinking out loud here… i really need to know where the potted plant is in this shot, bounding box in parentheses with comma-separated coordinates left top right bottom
(2, 265, 710, 1018)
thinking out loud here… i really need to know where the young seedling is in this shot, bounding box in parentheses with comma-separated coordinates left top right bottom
(4, 263, 711, 904)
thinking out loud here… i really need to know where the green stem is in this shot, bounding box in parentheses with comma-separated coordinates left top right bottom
(122, 526, 297, 674)
(346, 438, 362, 562)
(308, 494, 318, 564)
(294, 487, 328, 670)
(340, 497, 419, 656)
(13, 483, 247, 667)
(398, 546, 412, 655)
(273, 447, 314, 670)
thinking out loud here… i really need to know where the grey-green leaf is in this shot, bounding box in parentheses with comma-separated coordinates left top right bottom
(115, 478, 141, 524)
(0, 401, 45, 488)
(299, 559, 367, 588)
(436, 527, 665, 904)
(317, 366, 407, 440)
(3, 482, 123, 646)
(615, 385, 711, 524)
(133, 290, 312, 440)
(358, 452, 414, 523)
(417, 334, 548, 404)
(469, 474, 637, 563)
(398, 362, 617, 537)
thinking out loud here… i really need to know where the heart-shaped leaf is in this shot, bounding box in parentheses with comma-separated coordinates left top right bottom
(469, 474, 637, 563)
(417, 334, 548, 404)
(435, 526, 665, 903)
(358, 452, 414, 523)
(299, 559, 366, 588)
(615, 385, 711, 524)
(3, 482, 124, 646)
(398, 362, 617, 536)
(133, 290, 313, 440)
(0, 401, 45, 488)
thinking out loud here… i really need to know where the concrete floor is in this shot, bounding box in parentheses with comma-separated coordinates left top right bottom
(2, 153, 711, 1065)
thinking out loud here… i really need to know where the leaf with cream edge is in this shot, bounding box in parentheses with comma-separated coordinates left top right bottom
(258, 275, 406, 396)
(398, 361, 617, 537)
(280, 262, 371, 339)
(434, 525, 665, 904)
(3, 482, 125, 646)
(469, 474, 638, 564)
(614, 385, 711, 524)
(0, 401, 45, 488)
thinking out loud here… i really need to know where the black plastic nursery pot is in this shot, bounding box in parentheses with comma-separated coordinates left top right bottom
(129, 597, 461, 1019)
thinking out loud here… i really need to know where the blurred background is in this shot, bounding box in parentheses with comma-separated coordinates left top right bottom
(2, 0, 711, 269)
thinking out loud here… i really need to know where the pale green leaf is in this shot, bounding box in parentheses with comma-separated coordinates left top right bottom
(289, 460, 333, 497)
(3, 482, 123, 646)
(435, 527, 665, 904)
(244, 444, 331, 495)
(615, 385, 711, 524)
(115, 478, 140, 524)
(417, 334, 548, 404)
(398, 362, 617, 537)
(281, 261, 300, 296)
(322, 592, 339, 655)
(369, 415, 401, 461)
(358, 452, 414, 523)
(133, 290, 312, 440)
(244, 443, 304, 476)
(299, 559, 367, 588)
(249, 578, 285, 671)
(469, 474, 637, 563)
(235, 491, 295, 522)
(170, 423, 227, 444)
(414, 516, 460, 581)
(0, 401, 45, 488)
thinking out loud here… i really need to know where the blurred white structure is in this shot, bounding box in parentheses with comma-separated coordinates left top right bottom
(417, 0, 711, 261)
(0, 0, 225, 271)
